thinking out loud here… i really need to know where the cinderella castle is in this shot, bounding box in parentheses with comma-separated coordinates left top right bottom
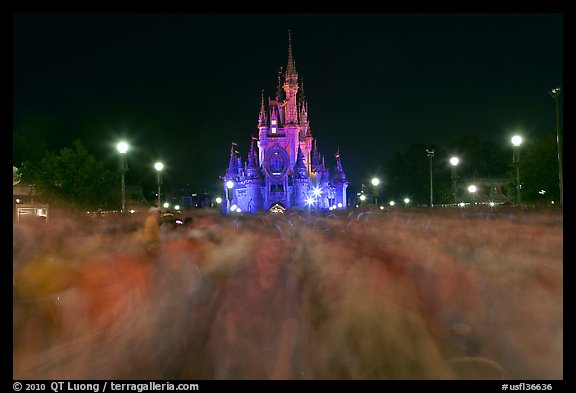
(221, 33, 348, 214)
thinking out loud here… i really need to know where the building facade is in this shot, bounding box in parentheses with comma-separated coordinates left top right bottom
(222, 35, 348, 214)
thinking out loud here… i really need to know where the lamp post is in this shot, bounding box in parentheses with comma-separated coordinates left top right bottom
(154, 162, 164, 208)
(549, 87, 563, 207)
(426, 149, 435, 207)
(450, 156, 460, 204)
(116, 141, 129, 213)
(226, 180, 234, 214)
(511, 135, 523, 205)
(371, 177, 380, 206)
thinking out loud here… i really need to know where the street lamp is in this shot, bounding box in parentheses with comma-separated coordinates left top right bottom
(226, 180, 235, 214)
(154, 162, 164, 208)
(450, 156, 460, 204)
(371, 177, 380, 206)
(116, 141, 129, 213)
(403, 197, 410, 207)
(468, 184, 477, 204)
(549, 87, 563, 207)
(511, 135, 523, 205)
(426, 149, 435, 207)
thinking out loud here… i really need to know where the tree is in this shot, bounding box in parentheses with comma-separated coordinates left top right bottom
(20, 139, 119, 211)
(517, 132, 560, 204)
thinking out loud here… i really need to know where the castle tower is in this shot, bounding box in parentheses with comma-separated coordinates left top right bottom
(221, 31, 349, 214)
(244, 138, 262, 213)
(292, 145, 309, 208)
(332, 147, 349, 209)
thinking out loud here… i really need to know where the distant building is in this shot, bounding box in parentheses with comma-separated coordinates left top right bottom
(222, 33, 348, 214)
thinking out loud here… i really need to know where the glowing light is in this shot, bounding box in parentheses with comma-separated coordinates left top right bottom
(379, 206, 384, 210)
(389, 201, 395, 206)
(511, 135, 523, 146)
(116, 141, 129, 154)
(305, 196, 315, 206)
(215, 197, 222, 204)
(174, 205, 180, 211)
(163, 202, 170, 208)
(230, 204, 238, 211)
(403, 198, 410, 204)
(236, 208, 242, 213)
(337, 202, 343, 208)
(450, 156, 459, 166)
(458, 202, 466, 207)
(312, 186, 322, 197)
(226, 180, 235, 189)
(539, 190, 546, 195)
(129, 209, 135, 214)
(154, 162, 164, 171)
(468, 185, 477, 193)
(489, 202, 495, 207)
(359, 195, 366, 201)
(371, 178, 380, 186)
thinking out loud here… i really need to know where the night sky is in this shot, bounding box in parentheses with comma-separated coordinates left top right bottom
(12, 13, 563, 197)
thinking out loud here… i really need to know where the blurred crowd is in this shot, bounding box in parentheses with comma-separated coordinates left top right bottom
(13, 207, 563, 380)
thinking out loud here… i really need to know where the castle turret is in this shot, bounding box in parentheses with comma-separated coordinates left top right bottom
(292, 145, 309, 208)
(332, 147, 348, 209)
(225, 143, 238, 179)
(244, 138, 262, 213)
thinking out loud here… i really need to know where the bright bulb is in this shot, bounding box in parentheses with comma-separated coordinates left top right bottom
(117, 141, 129, 154)
(511, 135, 523, 146)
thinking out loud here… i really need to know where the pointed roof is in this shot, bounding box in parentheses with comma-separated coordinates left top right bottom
(247, 138, 259, 169)
(335, 146, 344, 172)
(276, 66, 284, 101)
(226, 142, 238, 178)
(294, 145, 306, 169)
(258, 89, 267, 126)
(286, 29, 297, 77)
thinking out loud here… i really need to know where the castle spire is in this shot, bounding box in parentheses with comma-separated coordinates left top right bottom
(335, 146, 343, 172)
(299, 76, 305, 104)
(226, 142, 239, 178)
(247, 137, 258, 169)
(258, 89, 267, 126)
(276, 66, 284, 101)
(287, 29, 297, 77)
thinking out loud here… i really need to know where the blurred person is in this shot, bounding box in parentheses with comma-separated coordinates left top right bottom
(141, 206, 162, 256)
(206, 220, 305, 380)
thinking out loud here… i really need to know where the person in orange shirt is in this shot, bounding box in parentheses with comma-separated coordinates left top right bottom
(142, 206, 162, 256)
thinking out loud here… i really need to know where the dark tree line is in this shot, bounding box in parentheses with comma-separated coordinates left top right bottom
(14, 130, 561, 212)
(384, 132, 561, 206)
